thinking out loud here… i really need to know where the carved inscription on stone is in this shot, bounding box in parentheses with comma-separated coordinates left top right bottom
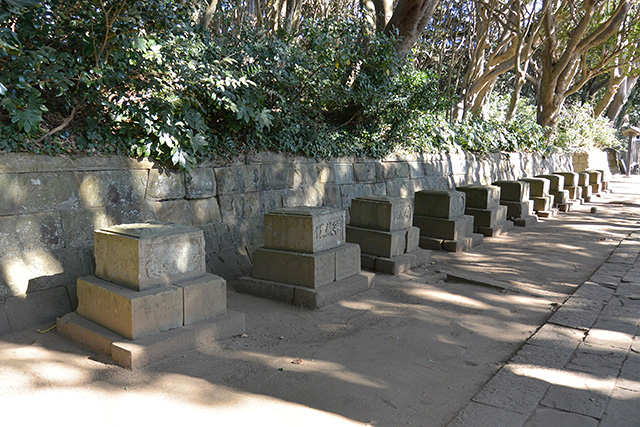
(392, 204, 412, 221)
(143, 235, 205, 281)
(315, 218, 344, 240)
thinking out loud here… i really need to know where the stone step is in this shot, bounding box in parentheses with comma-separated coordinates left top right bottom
(413, 214, 474, 241)
(237, 272, 375, 309)
(361, 248, 430, 275)
(346, 226, 407, 259)
(57, 310, 245, 369)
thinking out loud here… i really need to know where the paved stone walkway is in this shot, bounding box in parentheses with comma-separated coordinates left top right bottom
(449, 228, 640, 426)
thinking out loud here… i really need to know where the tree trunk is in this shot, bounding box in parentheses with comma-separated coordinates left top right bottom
(606, 74, 639, 123)
(384, 0, 440, 56)
(200, 0, 219, 29)
(372, 0, 394, 32)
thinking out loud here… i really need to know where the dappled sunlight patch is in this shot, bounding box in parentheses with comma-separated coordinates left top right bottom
(404, 288, 490, 310)
(222, 350, 385, 389)
(506, 363, 626, 394)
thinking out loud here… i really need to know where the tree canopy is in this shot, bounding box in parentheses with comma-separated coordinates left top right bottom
(0, 0, 636, 169)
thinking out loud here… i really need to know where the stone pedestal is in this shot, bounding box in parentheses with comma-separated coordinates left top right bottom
(456, 185, 513, 237)
(493, 180, 538, 227)
(520, 177, 557, 217)
(238, 208, 374, 308)
(578, 172, 593, 202)
(346, 196, 429, 275)
(413, 190, 483, 252)
(553, 172, 582, 204)
(582, 170, 603, 196)
(57, 222, 245, 369)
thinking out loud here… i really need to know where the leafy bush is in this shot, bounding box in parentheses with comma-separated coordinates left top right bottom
(551, 102, 621, 152)
(0, 1, 625, 168)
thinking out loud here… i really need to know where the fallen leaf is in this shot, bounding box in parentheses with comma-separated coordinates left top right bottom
(291, 359, 303, 364)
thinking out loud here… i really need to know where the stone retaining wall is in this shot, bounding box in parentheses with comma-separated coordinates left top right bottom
(0, 150, 579, 334)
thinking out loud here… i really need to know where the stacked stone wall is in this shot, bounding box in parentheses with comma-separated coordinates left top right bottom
(0, 150, 577, 333)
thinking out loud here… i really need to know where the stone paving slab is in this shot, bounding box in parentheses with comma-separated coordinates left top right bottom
(448, 402, 529, 427)
(524, 407, 598, 427)
(449, 224, 640, 426)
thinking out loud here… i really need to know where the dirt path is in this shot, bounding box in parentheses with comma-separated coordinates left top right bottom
(1, 175, 638, 427)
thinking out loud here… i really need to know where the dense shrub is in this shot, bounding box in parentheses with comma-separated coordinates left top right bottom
(0, 0, 624, 169)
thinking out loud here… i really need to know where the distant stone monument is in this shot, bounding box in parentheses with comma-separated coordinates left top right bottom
(57, 222, 245, 369)
(536, 174, 572, 212)
(456, 185, 513, 236)
(238, 207, 374, 308)
(492, 180, 537, 227)
(413, 189, 483, 252)
(346, 196, 429, 274)
(553, 172, 582, 203)
(577, 172, 593, 202)
(581, 170, 603, 195)
(519, 177, 556, 218)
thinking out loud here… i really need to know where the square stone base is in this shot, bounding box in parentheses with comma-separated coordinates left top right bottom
(590, 182, 602, 194)
(477, 220, 514, 237)
(413, 215, 474, 241)
(466, 206, 508, 228)
(346, 226, 406, 258)
(550, 190, 570, 205)
(500, 200, 533, 219)
(566, 186, 582, 200)
(419, 233, 483, 252)
(531, 196, 553, 212)
(513, 216, 538, 227)
(361, 249, 430, 275)
(237, 272, 375, 309)
(557, 202, 573, 212)
(579, 185, 593, 200)
(537, 209, 558, 218)
(57, 310, 245, 369)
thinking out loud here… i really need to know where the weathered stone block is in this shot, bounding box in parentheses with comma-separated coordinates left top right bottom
(578, 172, 590, 186)
(0, 172, 79, 216)
(385, 180, 414, 198)
(146, 169, 185, 200)
(252, 247, 336, 288)
(519, 177, 550, 197)
(0, 302, 9, 334)
(406, 226, 420, 253)
(94, 222, 206, 291)
(349, 196, 413, 232)
(590, 183, 602, 194)
(214, 165, 261, 195)
(261, 163, 294, 190)
(583, 170, 602, 184)
(374, 249, 430, 275)
(173, 273, 226, 325)
(580, 184, 593, 199)
(408, 162, 425, 178)
(218, 192, 262, 227)
(346, 225, 407, 258)
(190, 197, 223, 226)
(334, 163, 354, 184)
(60, 208, 111, 247)
(1, 211, 66, 251)
(493, 180, 530, 202)
(554, 171, 578, 187)
(465, 206, 507, 228)
(353, 163, 376, 183)
(335, 243, 361, 280)
(456, 185, 501, 209)
(414, 190, 466, 219)
(536, 174, 565, 191)
(413, 214, 473, 240)
(501, 200, 533, 218)
(185, 168, 216, 199)
(264, 207, 345, 254)
(550, 190, 570, 205)
(567, 186, 582, 200)
(76, 276, 183, 340)
(531, 196, 551, 211)
(4, 287, 72, 331)
(77, 170, 148, 207)
(153, 199, 191, 225)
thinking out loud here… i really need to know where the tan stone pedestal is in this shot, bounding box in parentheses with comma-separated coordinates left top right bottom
(346, 196, 429, 275)
(413, 190, 483, 252)
(456, 185, 514, 237)
(492, 180, 538, 227)
(57, 222, 245, 369)
(238, 208, 374, 308)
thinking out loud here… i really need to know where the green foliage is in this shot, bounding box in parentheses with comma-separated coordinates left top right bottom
(551, 102, 621, 152)
(0, 1, 625, 168)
